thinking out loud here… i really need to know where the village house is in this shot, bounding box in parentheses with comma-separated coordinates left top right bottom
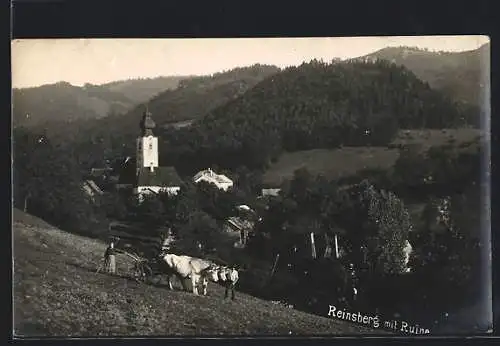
(83, 165, 117, 193)
(261, 188, 281, 197)
(223, 216, 256, 248)
(222, 205, 261, 248)
(193, 168, 233, 191)
(81, 179, 104, 201)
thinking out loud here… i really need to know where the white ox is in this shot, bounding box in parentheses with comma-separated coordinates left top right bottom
(159, 253, 219, 296)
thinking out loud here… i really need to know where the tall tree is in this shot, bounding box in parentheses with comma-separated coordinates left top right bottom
(13, 127, 97, 232)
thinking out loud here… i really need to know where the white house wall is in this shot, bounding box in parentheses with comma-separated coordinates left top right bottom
(194, 176, 233, 191)
(134, 186, 181, 200)
(403, 240, 413, 273)
(138, 186, 180, 195)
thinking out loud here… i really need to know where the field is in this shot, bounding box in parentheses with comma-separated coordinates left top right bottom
(12, 209, 388, 337)
(263, 129, 483, 186)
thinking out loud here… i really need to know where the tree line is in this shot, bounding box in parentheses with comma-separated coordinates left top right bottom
(22, 59, 476, 177)
(158, 59, 475, 174)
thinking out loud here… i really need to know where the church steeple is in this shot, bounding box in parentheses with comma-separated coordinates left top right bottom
(140, 105, 156, 136)
(136, 106, 159, 173)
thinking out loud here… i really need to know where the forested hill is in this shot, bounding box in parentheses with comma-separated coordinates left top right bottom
(114, 64, 281, 128)
(13, 82, 129, 127)
(359, 43, 490, 109)
(12, 76, 188, 128)
(98, 76, 189, 104)
(21, 64, 281, 169)
(161, 59, 473, 173)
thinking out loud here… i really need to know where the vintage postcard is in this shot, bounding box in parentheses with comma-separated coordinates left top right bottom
(12, 36, 492, 337)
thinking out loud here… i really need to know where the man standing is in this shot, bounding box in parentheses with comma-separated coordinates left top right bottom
(348, 262, 359, 305)
(103, 238, 118, 274)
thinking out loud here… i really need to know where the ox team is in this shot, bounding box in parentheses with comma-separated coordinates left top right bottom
(101, 236, 240, 299)
(158, 251, 240, 300)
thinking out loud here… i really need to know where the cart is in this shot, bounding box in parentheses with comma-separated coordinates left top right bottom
(103, 221, 172, 283)
(113, 247, 154, 282)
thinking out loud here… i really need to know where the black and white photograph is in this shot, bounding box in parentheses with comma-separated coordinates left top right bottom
(12, 36, 491, 337)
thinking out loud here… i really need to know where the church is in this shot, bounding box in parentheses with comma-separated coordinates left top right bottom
(117, 108, 183, 200)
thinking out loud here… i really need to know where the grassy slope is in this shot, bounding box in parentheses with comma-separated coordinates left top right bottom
(262, 128, 483, 257)
(13, 209, 386, 337)
(263, 128, 483, 186)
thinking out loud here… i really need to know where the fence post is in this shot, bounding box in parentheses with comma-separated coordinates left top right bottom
(310, 232, 317, 259)
(269, 253, 280, 281)
(334, 233, 339, 259)
(323, 233, 332, 258)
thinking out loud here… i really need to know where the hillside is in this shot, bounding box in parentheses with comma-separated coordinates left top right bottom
(160, 59, 473, 174)
(359, 43, 490, 108)
(13, 209, 385, 337)
(262, 128, 483, 186)
(114, 64, 281, 128)
(100, 76, 190, 104)
(12, 76, 187, 128)
(22, 64, 282, 167)
(13, 82, 128, 127)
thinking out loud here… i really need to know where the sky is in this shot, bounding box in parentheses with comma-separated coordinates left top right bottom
(11, 36, 489, 89)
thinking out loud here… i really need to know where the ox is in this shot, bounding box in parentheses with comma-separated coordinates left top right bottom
(158, 252, 219, 296)
(215, 265, 239, 300)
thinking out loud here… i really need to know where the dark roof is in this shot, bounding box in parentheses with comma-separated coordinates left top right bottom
(84, 180, 104, 194)
(137, 166, 183, 187)
(225, 217, 254, 231)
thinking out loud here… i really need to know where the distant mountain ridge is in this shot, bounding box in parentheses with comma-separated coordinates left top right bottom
(92, 64, 282, 137)
(358, 43, 490, 108)
(13, 43, 489, 129)
(12, 76, 189, 128)
(98, 76, 190, 104)
(13, 65, 280, 131)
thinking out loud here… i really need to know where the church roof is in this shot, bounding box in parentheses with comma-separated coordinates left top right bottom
(137, 166, 183, 187)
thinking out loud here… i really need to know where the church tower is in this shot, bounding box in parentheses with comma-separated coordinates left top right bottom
(131, 106, 182, 200)
(136, 107, 159, 175)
